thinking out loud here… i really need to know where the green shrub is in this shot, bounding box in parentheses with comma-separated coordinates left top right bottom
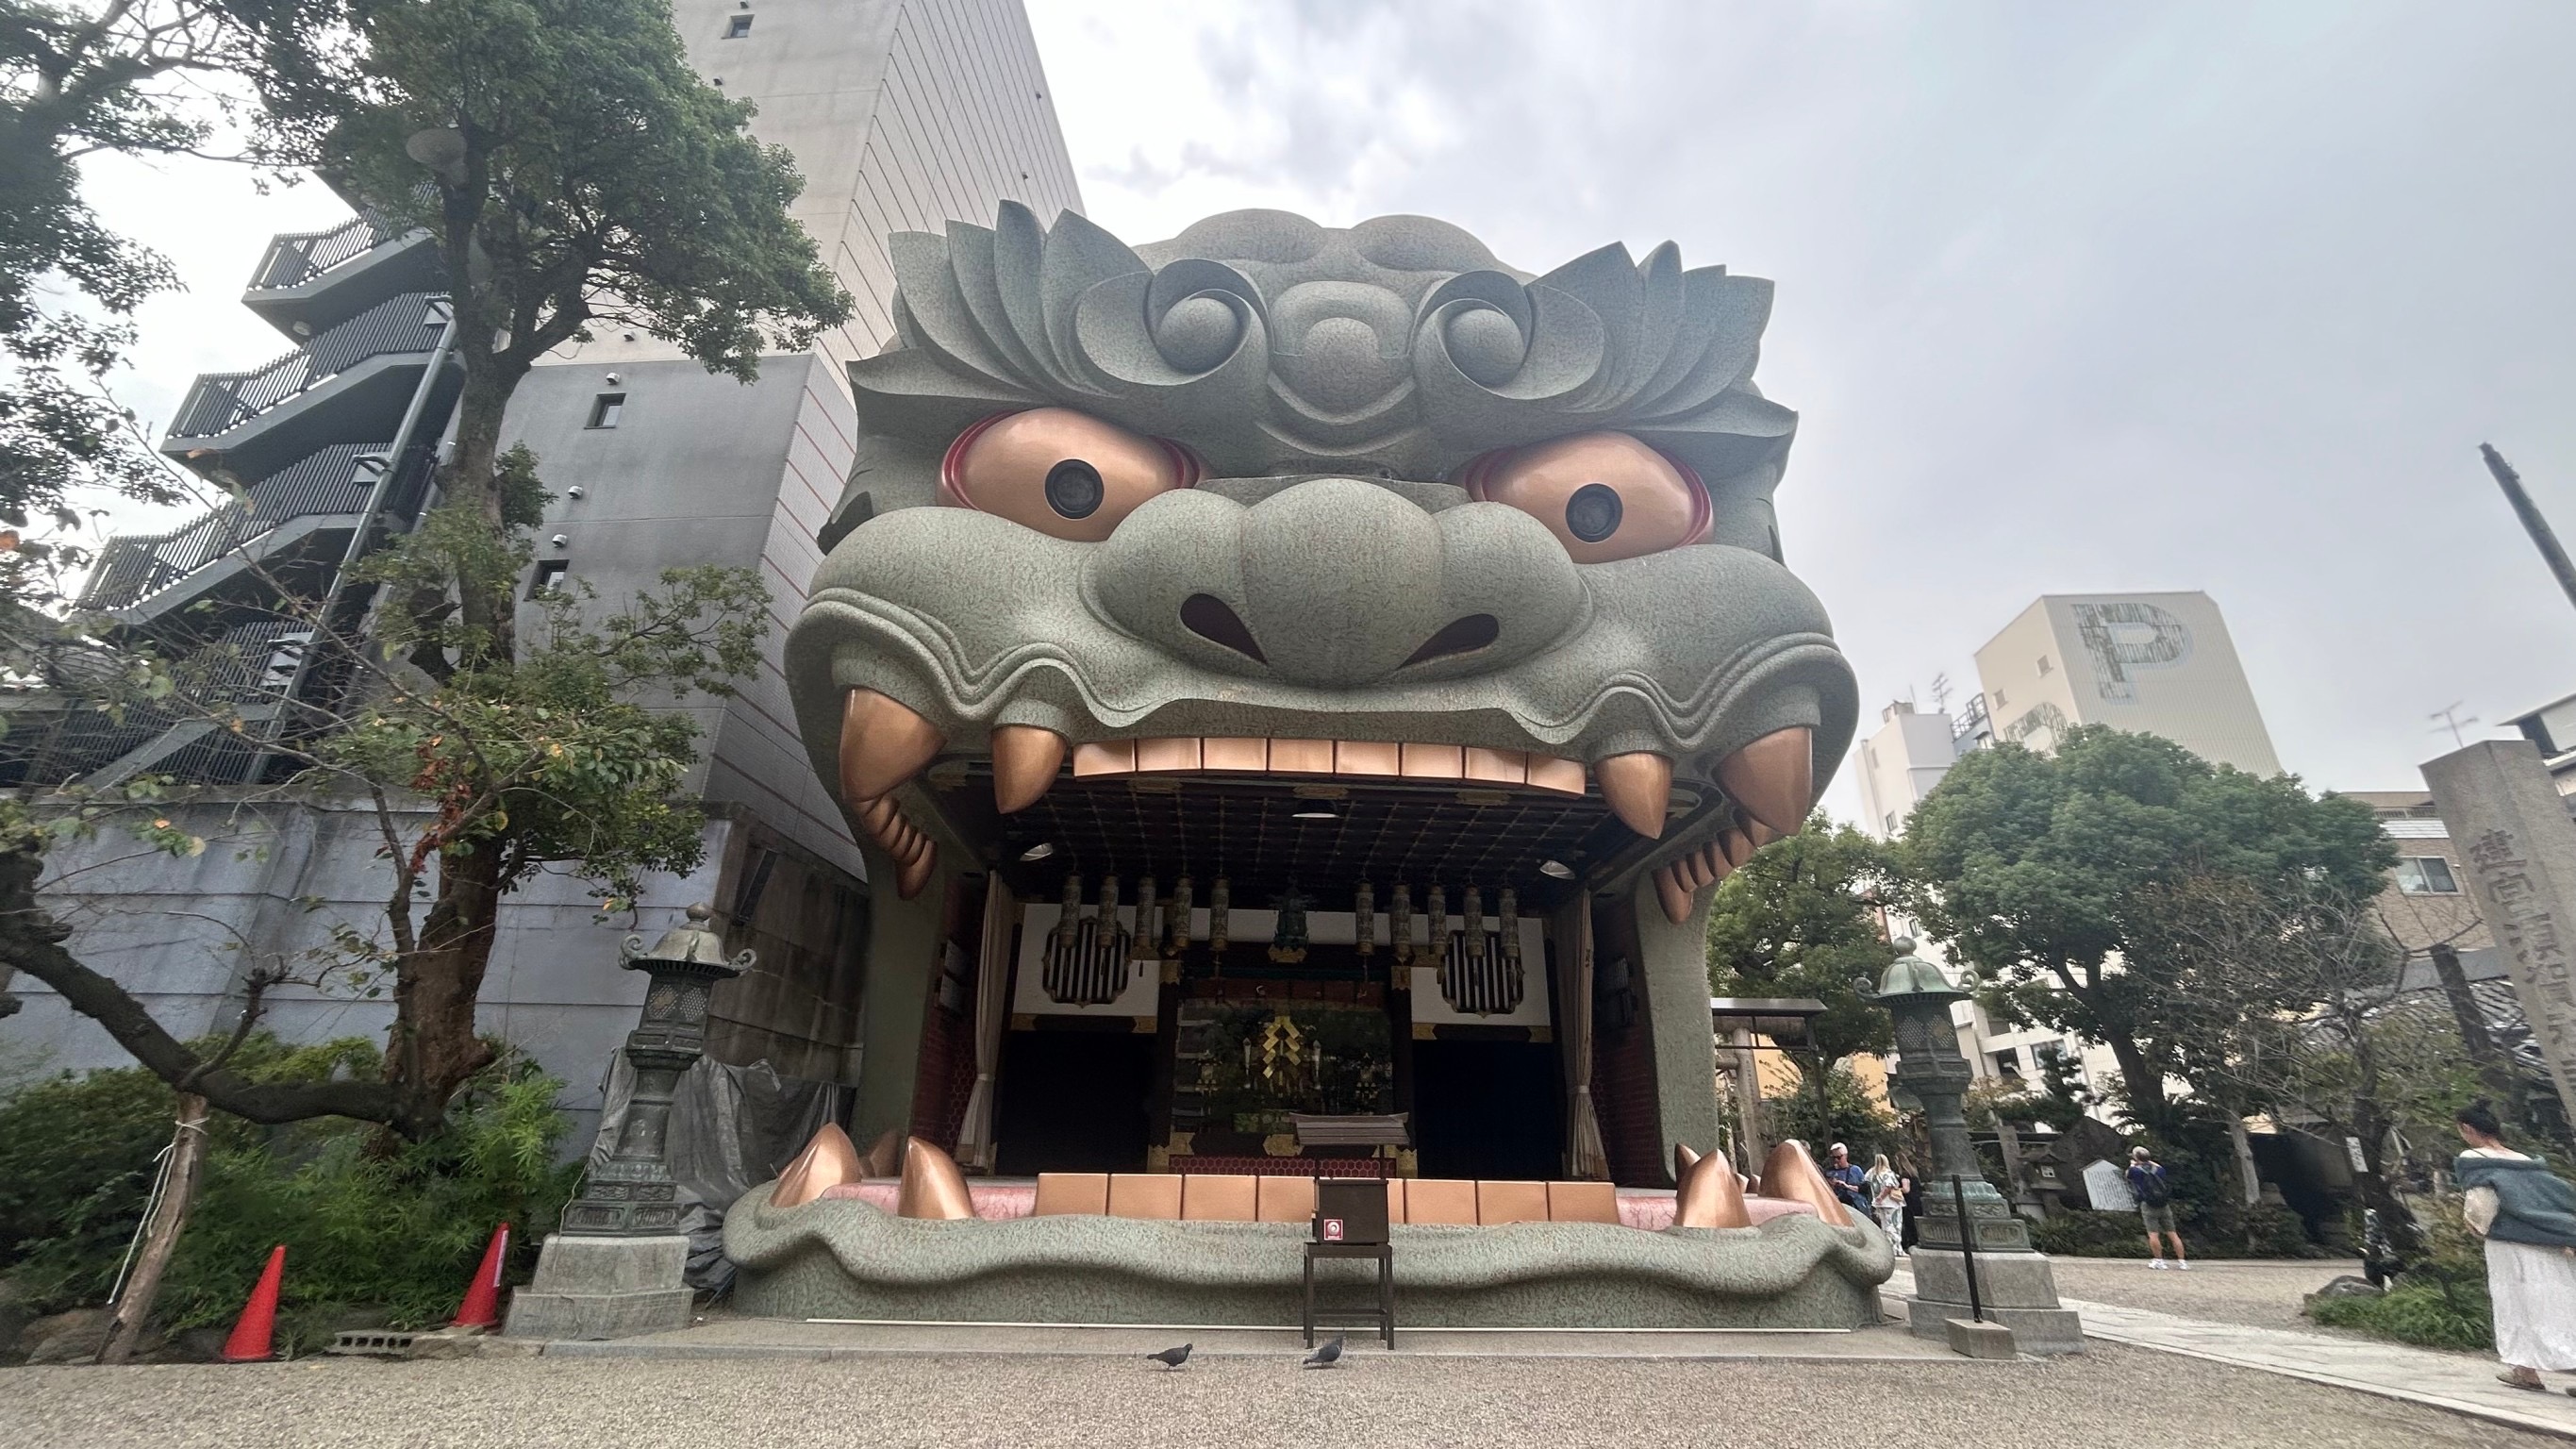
(2308, 1277, 2494, 1351)
(0, 1038, 580, 1351)
(2026, 1203, 2318, 1258)
(0, 1035, 379, 1294)
(2029, 1209, 2148, 1257)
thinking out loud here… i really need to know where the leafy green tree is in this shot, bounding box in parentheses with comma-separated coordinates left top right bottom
(1898, 726, 2392, 1135)
(6, 0, 850, 1138)
(1705, 814, 1900, 1076)
(1705, 816, 1901, 1159)
(1, 0, 317, 550)
(258, 0, 852, 660)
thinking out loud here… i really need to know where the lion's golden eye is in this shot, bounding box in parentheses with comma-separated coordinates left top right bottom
(940, 408, 1199, 541)
(1460, 431, 1708, 563)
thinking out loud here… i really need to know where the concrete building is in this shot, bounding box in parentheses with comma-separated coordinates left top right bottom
(2507, 691, 2576, 799)
(0, 0, 1081, 1143)
(1974, 591, 2282, 776)
(1853, 700, 1966, 841)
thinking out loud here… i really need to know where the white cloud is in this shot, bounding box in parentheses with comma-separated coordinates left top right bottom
(74, 0, 2576, 809)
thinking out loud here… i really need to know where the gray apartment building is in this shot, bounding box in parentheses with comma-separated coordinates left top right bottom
(0, 0, 1082, 1142)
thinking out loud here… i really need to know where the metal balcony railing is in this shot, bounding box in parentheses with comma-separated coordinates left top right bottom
(77, 442, 432, 612)
(169, 291, 450, 441)
(0, 621, 321, 787)
(248, 213, 412, 292)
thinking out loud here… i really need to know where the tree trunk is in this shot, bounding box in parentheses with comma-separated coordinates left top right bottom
(2227, 1114, 2262, 1208)
(2102, 1031, 2169, 1131)
(2348, 1093, 2422, 1257)
(387, 846, 507, 1136)
(2431, 942, 2526, 1124)
(96, 1091, 209, 1365)
(438, 354, 527, 663)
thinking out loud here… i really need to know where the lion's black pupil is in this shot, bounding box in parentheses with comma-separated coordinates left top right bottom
(1044, 458, 1105, 519)
(1566, 484, 1621, 542)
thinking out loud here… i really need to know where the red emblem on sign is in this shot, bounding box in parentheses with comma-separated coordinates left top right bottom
(1321, 1217, 1346, 1242)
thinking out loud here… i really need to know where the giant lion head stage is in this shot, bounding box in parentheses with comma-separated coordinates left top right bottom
(747, 206, 1884, 1331)
(787, 200, 1859, 1154)
(789, 204, 1854, 899)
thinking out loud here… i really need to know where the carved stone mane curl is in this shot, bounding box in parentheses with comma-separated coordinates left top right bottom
(848, 203, 1797, 491)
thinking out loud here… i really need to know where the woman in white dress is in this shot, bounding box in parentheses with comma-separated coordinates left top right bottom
(2455, 1103, 2576, 1393)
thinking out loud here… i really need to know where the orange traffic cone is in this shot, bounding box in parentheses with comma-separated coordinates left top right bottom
(450, 1224, 511, 1330)
(218, 1244, 286, 1362)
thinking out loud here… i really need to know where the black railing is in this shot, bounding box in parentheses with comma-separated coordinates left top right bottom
(0, 621, 322, 786)
(77, 441, 435, 612)
(248, 213, 409, 291)
(168, 291, 449, 440)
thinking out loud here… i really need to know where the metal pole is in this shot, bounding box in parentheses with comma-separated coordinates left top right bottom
(2482, 443, 2576, 614)
(1951, 1174, 1984, 1324)
(243, 301, 457, 780)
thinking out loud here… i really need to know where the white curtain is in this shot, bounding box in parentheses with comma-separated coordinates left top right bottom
(953, 878, 1016, 1171)
(1565, 891, 1610, 1179)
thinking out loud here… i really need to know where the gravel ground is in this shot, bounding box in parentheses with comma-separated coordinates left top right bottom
(0, 1342, 2552, 1449)
(2039, 1257, 2369, 1333)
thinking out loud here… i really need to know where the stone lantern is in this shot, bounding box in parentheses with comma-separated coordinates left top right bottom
(1870, 938, 2084, 1354)
(504, 905, 749, 1340)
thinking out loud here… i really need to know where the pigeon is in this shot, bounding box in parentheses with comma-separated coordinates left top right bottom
(1146, 1342, 1192, 1370)
(1303, 1335, 1344, 1368)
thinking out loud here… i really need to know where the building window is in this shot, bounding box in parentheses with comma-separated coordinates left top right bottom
(724, 13, 751, 36)
(1993, 688, 2008, 707)
(528, 558, 572, 599)
(587, 392, 625, 428)
(2395, 856, 2459, 895)
(2036, 655, 2052, 675)
(1884, 811, 1898, 835)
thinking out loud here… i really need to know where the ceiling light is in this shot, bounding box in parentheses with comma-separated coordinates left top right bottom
(1291, 808, 1337, 821)
(1018, 841, 1055, 861)
(1540, 859, 1574, 879)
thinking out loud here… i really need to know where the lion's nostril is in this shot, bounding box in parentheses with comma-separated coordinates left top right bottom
(1404, 614, 1501, 667)
(1181, 593, 1267, 663)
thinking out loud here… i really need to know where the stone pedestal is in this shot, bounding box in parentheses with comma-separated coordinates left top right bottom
(1903, 1247, 2086, 1354)
(502, 1235, 691, 1341)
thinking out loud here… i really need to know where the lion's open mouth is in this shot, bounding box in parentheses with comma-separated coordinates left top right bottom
(832, 686, 1814, 917)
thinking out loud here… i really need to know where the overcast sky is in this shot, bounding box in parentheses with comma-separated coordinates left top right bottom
(83, 0, 2576, 820)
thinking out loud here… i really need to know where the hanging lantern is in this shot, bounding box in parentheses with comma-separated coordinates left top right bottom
(1209, 877, 1230, 954)
(1426, 885, 1449, 994)
(1390, 883, 1414, 966)
(1136, 875, 1157, 961)
(1353, 882, 1375, 958)
(1269, 883, 1310, 964)
(1168, 876, 1193, 956)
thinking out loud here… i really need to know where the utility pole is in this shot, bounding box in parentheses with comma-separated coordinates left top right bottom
(2483, 443, 2576, 614)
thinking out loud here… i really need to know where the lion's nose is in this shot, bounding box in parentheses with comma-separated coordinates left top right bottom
(1088, 478, 1583, 687)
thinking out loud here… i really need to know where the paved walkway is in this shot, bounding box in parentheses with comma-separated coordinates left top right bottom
(543, 1315, 1956, 1362)
(1889, 1264, 2576, 1441)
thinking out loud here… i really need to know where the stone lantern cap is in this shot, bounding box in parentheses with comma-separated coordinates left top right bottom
(1874, 937, 1963, 1002)
(621, 903, 756, 975)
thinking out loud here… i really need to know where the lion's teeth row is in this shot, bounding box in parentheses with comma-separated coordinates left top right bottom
(836, 688, 1815, 861)
(1067, 737, 1587, 793)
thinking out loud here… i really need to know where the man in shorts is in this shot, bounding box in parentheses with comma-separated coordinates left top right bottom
(2127, 1145, 2189, 1269)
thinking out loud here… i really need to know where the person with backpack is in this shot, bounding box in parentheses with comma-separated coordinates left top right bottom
(2455, 1102, 2576, 1393)
(2127, 1145, 2189, 1270)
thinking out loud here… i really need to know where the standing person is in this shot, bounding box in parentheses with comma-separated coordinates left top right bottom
(2454, 1103, 2576, 1393)
(1864, 1152, 1906, 1245)
(2127, 1145, 2189, 1270)
(1823, 1142, 1870, 1215)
